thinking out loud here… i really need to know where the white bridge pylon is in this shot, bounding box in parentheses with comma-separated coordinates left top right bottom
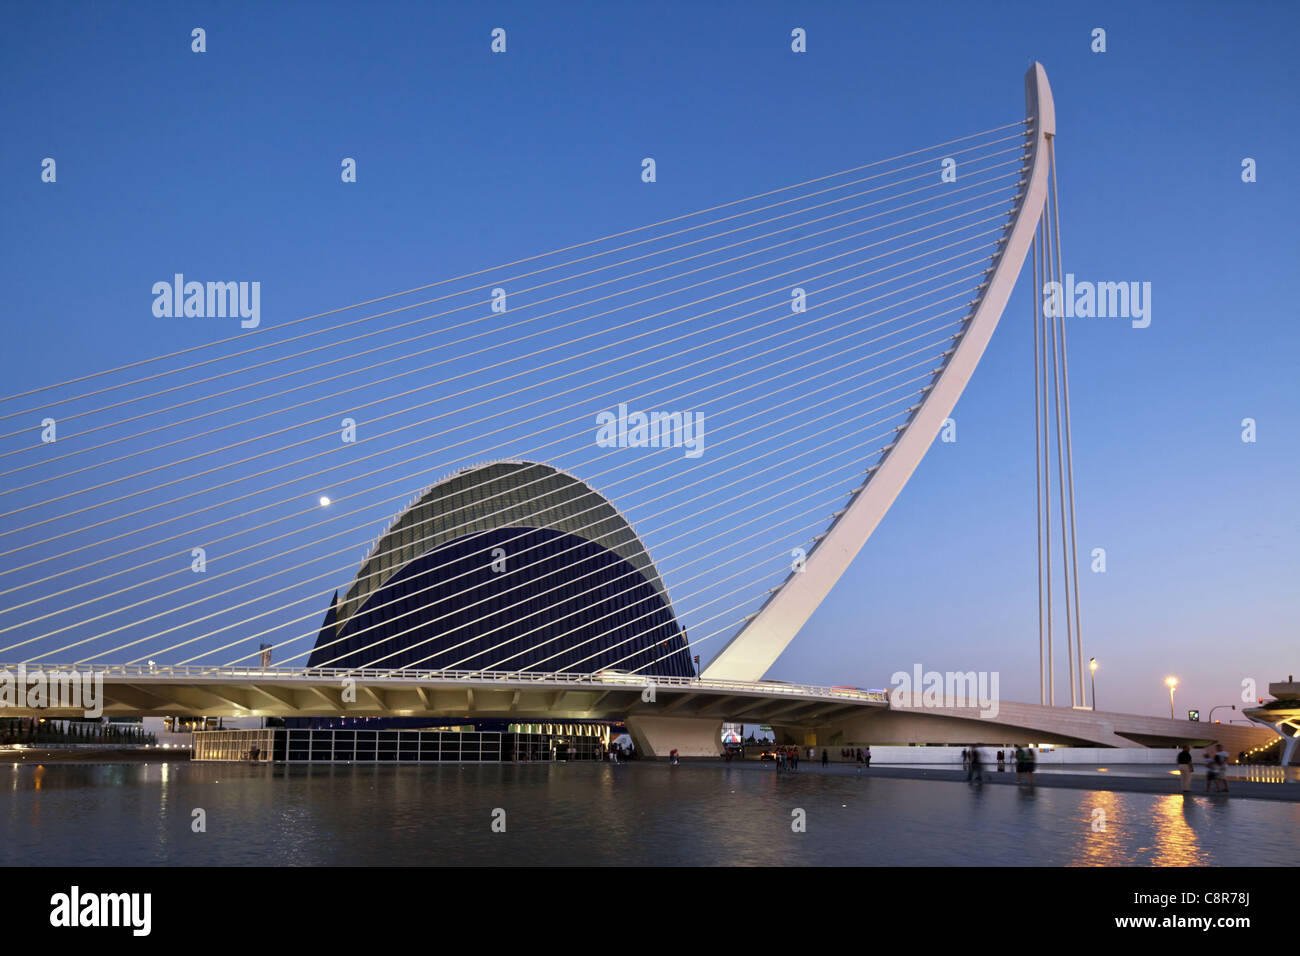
(703, 63, 1056, 681)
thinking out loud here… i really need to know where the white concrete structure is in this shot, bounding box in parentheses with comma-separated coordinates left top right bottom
(1245, 680, 1300, 765)
(626, 715, 725, 759)
(774, 697, 1274, 757)
(0, 662, 1276, 759)
(0, 663, 887, 727)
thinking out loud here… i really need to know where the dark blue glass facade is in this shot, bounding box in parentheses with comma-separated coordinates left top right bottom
(310, 525, 694, 677)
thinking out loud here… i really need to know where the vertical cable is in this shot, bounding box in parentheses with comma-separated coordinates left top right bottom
(1032, 229, 1045, 706)
(1044, 158, 1075, 708)
(1049, 139, 1087, 708)
(1039, 216, 1054, 707)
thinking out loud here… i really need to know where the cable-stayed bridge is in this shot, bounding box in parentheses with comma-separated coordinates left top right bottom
(0, 64, 1278, 757)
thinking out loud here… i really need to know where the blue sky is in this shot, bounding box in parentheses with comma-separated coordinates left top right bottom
(1, 1, 1296, 720)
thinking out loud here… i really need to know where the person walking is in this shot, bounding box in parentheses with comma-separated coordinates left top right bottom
(996, 749, 1005, 772)
(1213, 743, 1229, 793)
(966, 746, 984, 785)
(855, 748, 864, 772)
(821, 748, 829, 768)
(1025, 745, 1036, 784)
(790, 747, 799, 772)
(1176, 744, 1193, 792)
(1203, 746, 1217, 793)
(1014, 745, 1026, 784)
(863, 746, 871, 768)
(961, 748, 970, 772)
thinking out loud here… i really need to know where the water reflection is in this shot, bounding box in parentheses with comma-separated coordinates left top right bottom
(1073, 788, 1122, 867)
(0, 761, 1294, 867)
(1150, 795, 1206, 866)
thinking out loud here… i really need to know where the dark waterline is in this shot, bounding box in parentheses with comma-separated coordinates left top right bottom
(2, 761, 1296, 866)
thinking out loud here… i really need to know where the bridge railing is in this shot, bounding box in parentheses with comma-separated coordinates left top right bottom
(2, 662, 888, 703)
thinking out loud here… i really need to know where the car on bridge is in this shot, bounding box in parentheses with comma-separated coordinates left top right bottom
(594, 669, 647, 684)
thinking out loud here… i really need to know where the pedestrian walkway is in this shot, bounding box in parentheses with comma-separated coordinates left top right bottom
(715, 759, 1300, 802)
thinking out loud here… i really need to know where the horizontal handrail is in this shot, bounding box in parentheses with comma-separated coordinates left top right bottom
(0, 662, 889, 703)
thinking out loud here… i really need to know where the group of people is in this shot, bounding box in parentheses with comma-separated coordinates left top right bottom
(772, 746, 871, 771)
(957, 742, 1236, 793)
(961, 746, 1037, 785)
(773, 747, 800, 771)
(834, 747, 871, 768)
(1176, 743, 1230, 793)
(1012, 746, 1038, 783)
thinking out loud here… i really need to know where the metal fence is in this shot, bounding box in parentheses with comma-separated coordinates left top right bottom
(192, 729, 275, 762)
(193, 727, 609, 763)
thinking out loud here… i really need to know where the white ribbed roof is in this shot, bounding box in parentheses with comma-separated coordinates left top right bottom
(336, 460, 670, 630)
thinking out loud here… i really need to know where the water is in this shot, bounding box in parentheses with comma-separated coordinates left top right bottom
(2, 760, 1296, 866)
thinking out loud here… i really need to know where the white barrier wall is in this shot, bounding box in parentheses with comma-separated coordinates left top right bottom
(825, 745, 1185, 766)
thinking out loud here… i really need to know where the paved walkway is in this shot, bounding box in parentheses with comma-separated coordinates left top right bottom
(703, 759, 1300, 802)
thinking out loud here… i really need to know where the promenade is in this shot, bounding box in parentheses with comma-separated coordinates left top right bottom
(702, 759, 1300, 803)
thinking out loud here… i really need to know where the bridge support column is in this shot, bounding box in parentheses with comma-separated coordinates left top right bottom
(772, 727, 819, 747)
(625, 715, 723, 759)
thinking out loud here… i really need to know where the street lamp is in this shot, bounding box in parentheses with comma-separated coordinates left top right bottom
(1208, 704, 1236, 724)
(1089, 658, 1097, 712)
(1165, 676, 1178, 719)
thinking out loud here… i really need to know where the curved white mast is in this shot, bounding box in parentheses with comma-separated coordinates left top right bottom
(702, 63, 1056, 681)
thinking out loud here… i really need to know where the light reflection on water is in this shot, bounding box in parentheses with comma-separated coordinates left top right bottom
(0, 761, 1295, 866)
(1149, 795, 1204, 867)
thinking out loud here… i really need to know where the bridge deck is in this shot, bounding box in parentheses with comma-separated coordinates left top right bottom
(0, 664, 888, 724)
